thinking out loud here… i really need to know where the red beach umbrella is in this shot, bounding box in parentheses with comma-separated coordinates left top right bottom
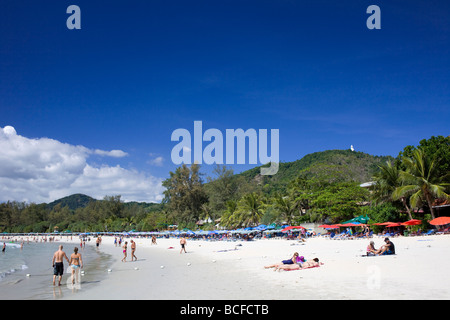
(373, 222, 396, 226)
(281, 226, 305, 232)
(401, 219, 422, 226)
(339, 223, 361, 227)
(429, 216, 450, 226)
(319, 224, 340, 229)
(385, 223, 402, 228)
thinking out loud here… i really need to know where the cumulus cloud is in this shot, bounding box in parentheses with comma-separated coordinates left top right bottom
(0, 126, 164, 203)
(93, 149, 128, 158)
(148, 156, 164, 167)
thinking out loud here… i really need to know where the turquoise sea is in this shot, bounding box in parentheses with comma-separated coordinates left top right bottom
(0, 240, 112, 299)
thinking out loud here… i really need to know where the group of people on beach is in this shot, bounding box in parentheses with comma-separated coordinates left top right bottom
(51, 245, 83, 286)
(263, 237, 396, 272)
(366, 237, 395, 256)
(50, 237, 141, 287)
(121, 239, 138, 262)
(264, 252, 322, 271)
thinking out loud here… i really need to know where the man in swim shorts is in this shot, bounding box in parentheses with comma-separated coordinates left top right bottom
(180, 237, 187, 254)
(130, 239, 137, 261)
(52, 245, 70, 286)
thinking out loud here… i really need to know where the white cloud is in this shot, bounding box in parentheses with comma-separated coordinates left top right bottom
(0, 126, 164, 203)
(148, 156, 164, 167)
(93, 149, 128, 158)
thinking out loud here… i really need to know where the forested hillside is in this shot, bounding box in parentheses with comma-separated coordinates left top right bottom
(236, 149, 394, 194)
(2, 136, 449, 233)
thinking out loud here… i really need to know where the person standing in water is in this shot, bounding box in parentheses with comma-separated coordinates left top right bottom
(69, 247, 83, 285)
(52, 245, 70, 286)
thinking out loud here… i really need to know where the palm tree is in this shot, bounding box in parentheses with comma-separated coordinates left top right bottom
(273, 193, 299, 225)
(393, 149, 450, 219)
(372, 161, 413, 220)
(219, 200, 238, 229)
(236, 193, 264, 227)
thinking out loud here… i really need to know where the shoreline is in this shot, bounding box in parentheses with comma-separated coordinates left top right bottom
(0, 238, 113, 300)
(3, 234, 450, 299)
(65, 234, 450, 300)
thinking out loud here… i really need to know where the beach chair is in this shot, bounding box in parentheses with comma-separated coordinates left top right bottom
(423, 229, 435, 236)
(324, 232, 336, 240)
(335, 231, 347, 240)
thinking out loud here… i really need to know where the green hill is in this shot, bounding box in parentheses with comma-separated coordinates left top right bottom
(46, 193, 163, 212)
(235, 149, 394, 194)
(47, 193, 96, 211)
(45, 150, 394, 209)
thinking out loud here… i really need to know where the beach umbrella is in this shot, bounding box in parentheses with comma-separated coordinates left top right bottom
(319, 224, 340, 229)
(254, 224, 267, 231)
(373, 222, 396, 226)
(337, 222, 365, 227)
(401, 219, 422, 226)
(429, 216, 450, 226)
(281, 226, 305, 232)
(385, 223, 402, 228)
(342, 215, 370, 224)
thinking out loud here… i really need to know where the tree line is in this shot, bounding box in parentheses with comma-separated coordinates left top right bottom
(1, 136, 449, 233)
(162, 135, 450, 230)
(0, 196, 166, 233)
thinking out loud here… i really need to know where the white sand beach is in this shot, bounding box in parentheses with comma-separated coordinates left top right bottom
(53, 233, 450, 300)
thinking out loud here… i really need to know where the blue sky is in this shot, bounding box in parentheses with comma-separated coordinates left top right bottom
(0, 0, 449, 203)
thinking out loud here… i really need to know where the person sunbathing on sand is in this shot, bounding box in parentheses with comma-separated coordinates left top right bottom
(264, 252, 300, 269)
(275, 258, 322, 271)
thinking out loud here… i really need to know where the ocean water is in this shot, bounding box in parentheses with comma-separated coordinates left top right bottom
(0, 241, 113, 300)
